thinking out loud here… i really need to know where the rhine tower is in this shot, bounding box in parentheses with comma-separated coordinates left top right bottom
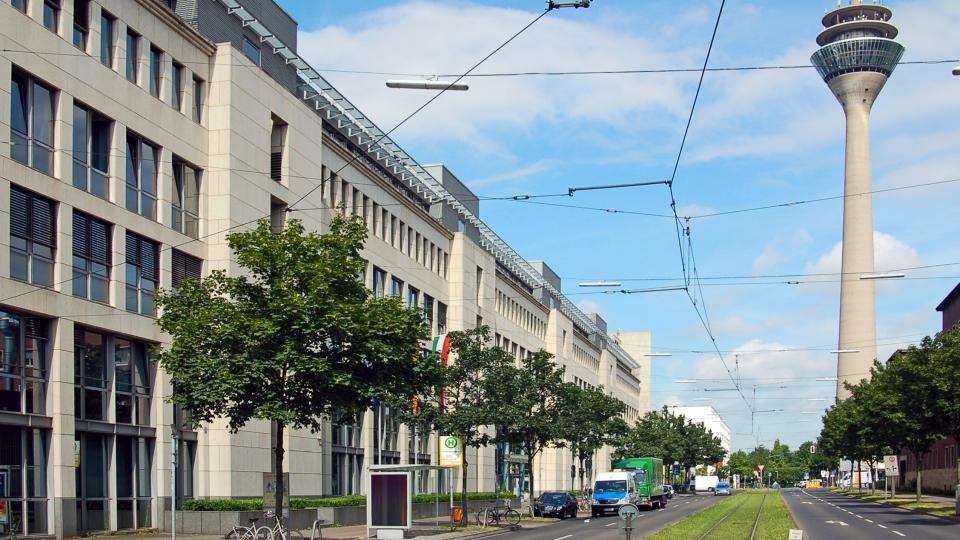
(810, 0, 904, 400)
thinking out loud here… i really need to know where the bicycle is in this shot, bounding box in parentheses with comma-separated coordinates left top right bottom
(261, 511, 305, 540)
(225, 515, 268, 540)
(576, 496, 590, 512)
(477, 503, 521, 527)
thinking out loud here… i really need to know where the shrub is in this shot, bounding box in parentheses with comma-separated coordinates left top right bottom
(182, 491, 513, 511)
(182, 499, 263, 511)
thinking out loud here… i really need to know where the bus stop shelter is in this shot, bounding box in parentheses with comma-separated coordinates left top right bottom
(366, 464, 460, 539)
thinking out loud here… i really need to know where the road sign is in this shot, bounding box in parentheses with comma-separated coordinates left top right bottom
(788, 530, 803, 540)
(883, 455, 899, 476)
(758, 464, 765, 473)
(618, 504, 640, 520)
(438, 435, 463, 467)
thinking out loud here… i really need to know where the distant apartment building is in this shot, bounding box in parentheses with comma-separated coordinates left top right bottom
(0, 0, 651, 536)
(667, 406, 732, 457)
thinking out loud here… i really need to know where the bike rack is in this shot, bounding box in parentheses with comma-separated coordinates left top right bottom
(309, 519, 324, 540)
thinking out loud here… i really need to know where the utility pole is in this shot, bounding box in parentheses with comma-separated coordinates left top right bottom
(171, 422, 178, 540)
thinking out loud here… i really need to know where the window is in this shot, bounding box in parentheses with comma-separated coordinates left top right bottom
(74, 327, 107, 421)
(171, 61, 185, 112)
(114, 340, 151, 425)
(242, 36, 260, 65)
(125, 133, 158, 220)
(399, 223, 406, 254)
(11, 0, 26, 14)
(0, 311, 48, 415)
(407, 286, 419, 309)
(192, 76, 204, 123)
(270, 198, 287, 234)
(423, 294, 434, 330)
(72, 104, 111, 198)
(372, 203, 380, 236)
(172, 159, 200, 238)
(0, 425, 49, 535)
(372, 267, 386, 299)
(437, 302, 447, 334)
(125, 233, 158, 316)
(10, 71, 55, 174)
(10, 186, 55, 287)
(75, 431, 108, 532)
(391, 277, 404, 297)
(126, 30, 139, 83)
(380, 209, 388, 240)
(390, 216, 397, 246)
(100, 12, 115, 67)
(116, 436, 153, 529)
(72, 212, 111, 303)
(73, 0, 90, 50)
(42, 0, 59, 32)
(171, 249, 202, 290)
(270, 115, 286, 182)
(148, 47, 162, 98)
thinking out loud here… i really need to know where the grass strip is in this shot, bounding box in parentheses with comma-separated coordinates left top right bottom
(649, 490, 798, 540)
(831, 489, 956, 519)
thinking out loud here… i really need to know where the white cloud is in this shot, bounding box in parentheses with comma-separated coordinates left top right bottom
(713, 316, 761, 336)
(752, 244, 784, 275)
(804, 231, 922, 275)
(677, 204, 717, 219)
(468, 159, 554, 188)
(576, 299, 604, 317)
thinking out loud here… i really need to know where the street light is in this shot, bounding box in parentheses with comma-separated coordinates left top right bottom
(673, 379, 697, 384)
(829, 349, 861, 354)
(953, 66, 960, 76)
(859, 272, 905, 280)
(807, 398, 828, 402)
(815, 377, 838, 382)
(578, 281, 622, 287)
(385, 80, 469, 91)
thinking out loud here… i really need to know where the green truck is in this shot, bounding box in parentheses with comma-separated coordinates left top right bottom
(610, 457, 667, 509)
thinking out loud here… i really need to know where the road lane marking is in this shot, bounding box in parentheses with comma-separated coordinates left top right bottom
(856, 515, 864, 519)
(554, 535, 573, 540)
(865, 519, 873, 523)
(878, 524, 888, 529)
(605, 523, 615, 527)
(892, 532, 905, 537)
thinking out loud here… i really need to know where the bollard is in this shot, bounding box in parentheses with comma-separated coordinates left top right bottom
(624, 512, 633, 540)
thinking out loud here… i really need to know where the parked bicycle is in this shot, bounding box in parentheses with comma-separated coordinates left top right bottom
(225, 515, 268, 540)
(261, 511, 305, 540)
(476, 503, 521, 527)
(576, 496, 590, 512)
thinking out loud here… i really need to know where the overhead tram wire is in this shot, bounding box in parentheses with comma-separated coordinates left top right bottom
(660, 0, 753, 413)
(0, 6, 558, 307)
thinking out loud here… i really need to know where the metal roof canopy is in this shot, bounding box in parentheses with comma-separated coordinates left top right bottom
(213, 0, 639, 371)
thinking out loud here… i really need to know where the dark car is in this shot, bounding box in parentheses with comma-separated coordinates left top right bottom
(534, 491, 578, 519)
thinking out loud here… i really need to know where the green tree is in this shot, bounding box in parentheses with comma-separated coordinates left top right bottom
(556, 384, 627, 490)
(928, 328, 960, 487)
(157, 217, 432, 523)
(495, 351, 567, 515)
(424, 327, 514, 519)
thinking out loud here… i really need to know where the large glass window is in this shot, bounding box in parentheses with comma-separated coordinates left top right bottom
(72, 212, 111, 304)
(100, 12, 115, 67)
(148, 47, 162, 98)
(10, 186, 55, 288)
(407, 286, 419, 309)
(72, 0, 90, 50)
(192, 76, 204, 123)
(10, 71, 55, 174)
(11, 0, 27, 14)
(72, 104, 111, 198)
(126, 30, 139, 83)
(0, 426, 49, 536)
(391, 277, 404, 297)
(114, 339, 150, 426)
(125, 233, 158, 316)
(42, 0, 59, 32)
(423, 294, 434, 331)
(74, 328, 106, 421)
(0, 312, 48, 415)
(125, 133, 158, 220)
(75, 432, 108, 533)
(172, 159, 200, 238)
(372, 267, 386, 299)
(171, 249, 202, 290)
(437, 302, 447, 334)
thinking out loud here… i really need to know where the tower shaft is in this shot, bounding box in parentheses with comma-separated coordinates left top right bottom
(831, 72, 887, 399)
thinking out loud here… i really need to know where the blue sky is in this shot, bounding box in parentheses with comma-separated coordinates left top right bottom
(279, 0, 960, 451)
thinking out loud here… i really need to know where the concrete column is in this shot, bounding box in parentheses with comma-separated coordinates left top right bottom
(828, 72, 887, 399)
(49, 318, 78, 538)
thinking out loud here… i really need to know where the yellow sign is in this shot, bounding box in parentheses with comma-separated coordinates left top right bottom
(438, 435, 463, 467)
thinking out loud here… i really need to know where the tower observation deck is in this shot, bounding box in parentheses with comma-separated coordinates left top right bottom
(810, 1, 905, 400)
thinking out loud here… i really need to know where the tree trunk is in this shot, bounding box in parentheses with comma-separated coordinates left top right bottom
(915, 450, 923, 503)
(274, 420, 285, 527)
(527, 451, 536, 517)
(578, 453, 585, 493)
(461, 450, 469, 525)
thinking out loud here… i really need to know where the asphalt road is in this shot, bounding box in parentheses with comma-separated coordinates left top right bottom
(782, 487, 960, 540)
(497, 493, 726, 540)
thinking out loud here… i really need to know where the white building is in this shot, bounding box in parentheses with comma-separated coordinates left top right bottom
(668, 406, 731, 457)
(0, 0, 652, 536)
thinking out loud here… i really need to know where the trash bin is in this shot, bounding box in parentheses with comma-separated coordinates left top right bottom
(452, 506, 464, 524)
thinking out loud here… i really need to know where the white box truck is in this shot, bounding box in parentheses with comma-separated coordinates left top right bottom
(694, 475, 719, 492)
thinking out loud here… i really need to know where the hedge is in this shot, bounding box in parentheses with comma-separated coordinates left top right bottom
(182, 492, 513, 511)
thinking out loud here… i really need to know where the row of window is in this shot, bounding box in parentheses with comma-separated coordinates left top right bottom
(10, 185, 202, 314)
(573, 343, 600, 372)
(11, 0, 206, 122)
(572, 376, 596, 392)
(11, 69, 203, 238)
(495, 289, 547, 339)
(369, 266, 448, 334)
(322, 166, 450, 280)
(493, 333, 534, 362)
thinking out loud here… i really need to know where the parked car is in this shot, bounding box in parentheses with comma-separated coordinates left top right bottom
(714, 482, 732, 496)
(662, 485, 674, 499)
(534, 491, 578, 519)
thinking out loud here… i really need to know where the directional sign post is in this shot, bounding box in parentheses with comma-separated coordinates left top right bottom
(618, 504, 639, 540)
(883, 455, 899, 498)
